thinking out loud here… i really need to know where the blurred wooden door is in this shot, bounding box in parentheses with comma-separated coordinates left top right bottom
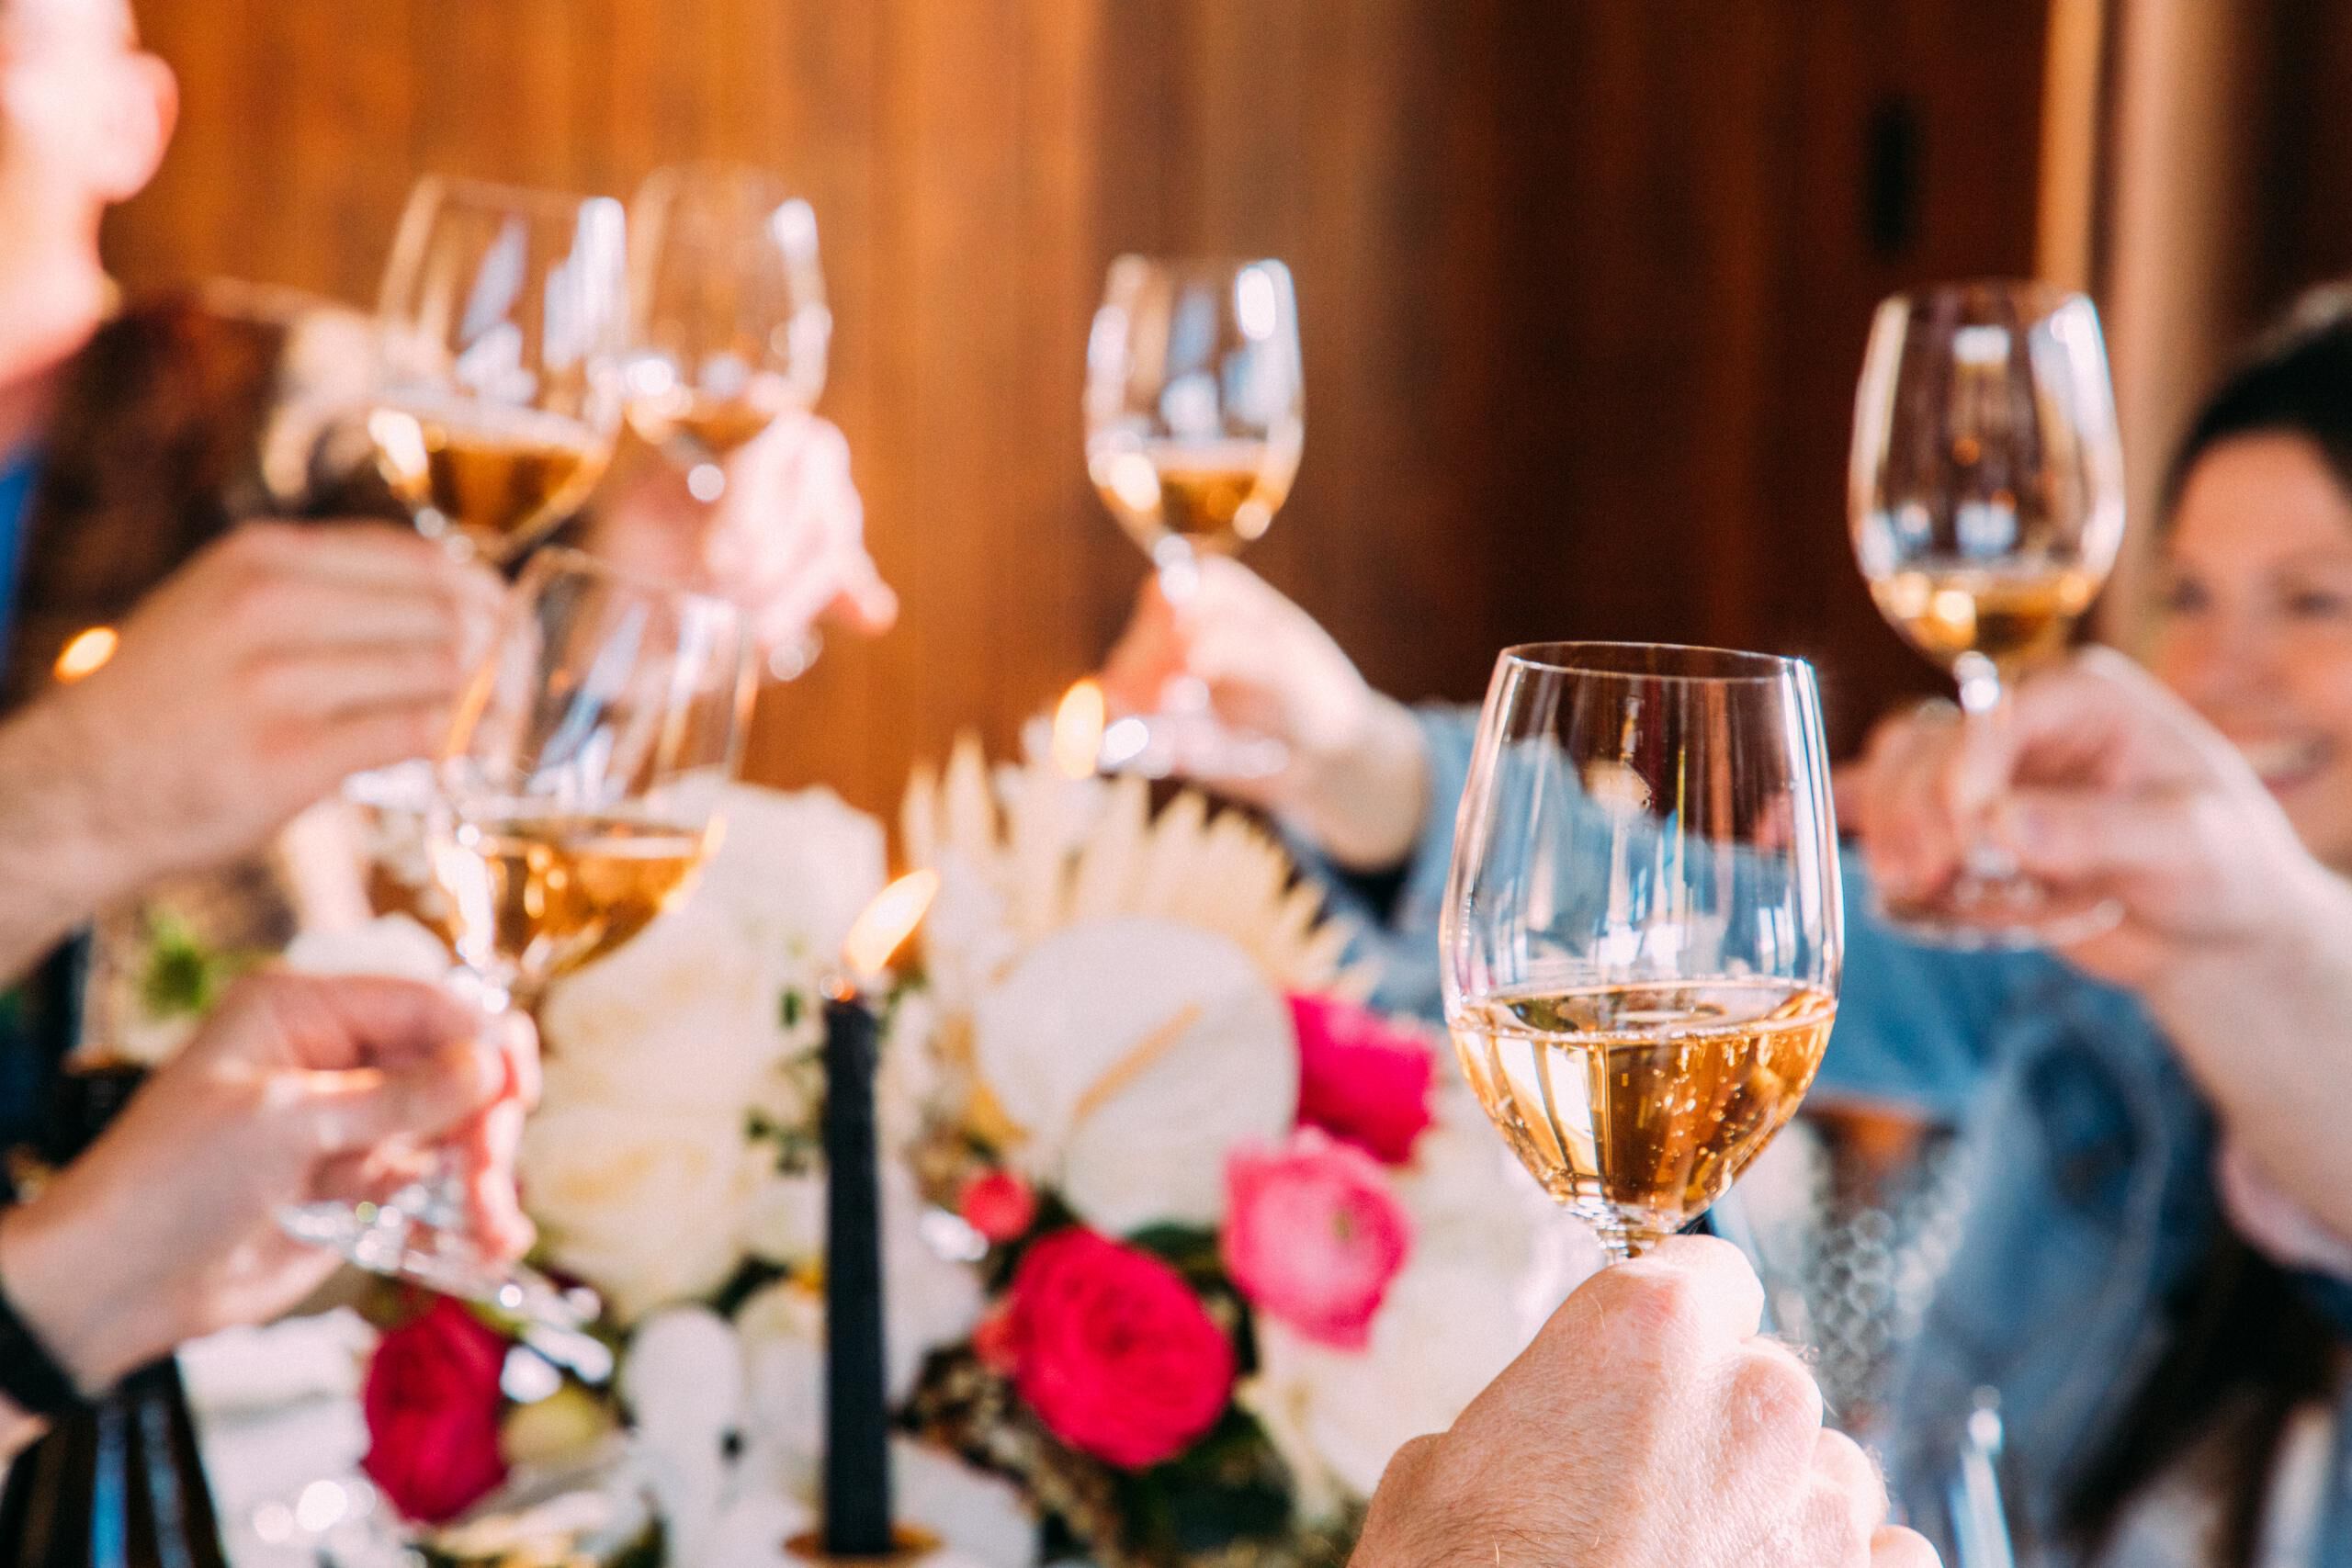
(107, 0, 2052, 814)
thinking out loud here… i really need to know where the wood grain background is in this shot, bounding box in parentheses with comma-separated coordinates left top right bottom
(104, 0, 2052, 816)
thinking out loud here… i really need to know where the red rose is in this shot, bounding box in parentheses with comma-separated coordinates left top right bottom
(1223, 1127, 1413, 1348)
(1290, 993, 1436, 1164)
(1000, 1228, 1236, 1470)
(361, 1298, 511, 1524)
(958, 1168, 1039, 1243)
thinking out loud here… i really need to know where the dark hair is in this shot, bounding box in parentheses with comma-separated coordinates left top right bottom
(2162, 284, 2352, 522)
(2061, 288, 2352, 1562)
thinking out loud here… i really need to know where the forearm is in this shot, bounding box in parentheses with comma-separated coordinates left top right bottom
(0, 700, 135, 985)
(0, 1173, 180, 1397)
(1280, 691, 1432, 874)
(2146, 863, 2352, 1235)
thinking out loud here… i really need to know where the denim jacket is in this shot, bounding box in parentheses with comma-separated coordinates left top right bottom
(1314, 705, 2352, 1564)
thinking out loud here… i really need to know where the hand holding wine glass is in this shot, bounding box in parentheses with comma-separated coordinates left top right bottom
(1849, 280, 2127, 946)
(1442, 643, 1843, 1263)
(1085, 254, 1304, 780)
(284, 548, 751, 1328)
(367, 176, 628, 566)
(621, 163, 829, 502)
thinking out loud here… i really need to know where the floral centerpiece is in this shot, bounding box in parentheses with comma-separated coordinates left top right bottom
(339, 727, 1589, 1568)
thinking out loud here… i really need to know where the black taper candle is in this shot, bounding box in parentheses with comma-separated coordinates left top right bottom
(820, 990, 895, 1557)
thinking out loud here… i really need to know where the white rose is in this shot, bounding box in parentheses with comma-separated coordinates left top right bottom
(693, 784, 888, 954)
(742, 1171, 826, 1270)
(519, 1081, 769, 1323)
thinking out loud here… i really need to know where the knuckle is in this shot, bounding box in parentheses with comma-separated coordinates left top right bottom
(1593, 1258, 1707, 1341)
(1724, 1343, 1825, 1444)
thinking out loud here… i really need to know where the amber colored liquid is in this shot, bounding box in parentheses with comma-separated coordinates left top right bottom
(628, 391, 776, 468)
(431, 816, 707, 986)
(372, 404, 608, 561)
(1092, 438, 1295, 556)
(1450, 980, 1836, 1252)
(1871, 565, 2099, 675)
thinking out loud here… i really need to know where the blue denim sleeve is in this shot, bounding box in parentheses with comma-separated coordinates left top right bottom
(1287, 705, 1476, 1022)
(1819, 862, 2043, 1121)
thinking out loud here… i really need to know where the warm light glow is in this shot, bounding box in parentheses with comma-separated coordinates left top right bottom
(1236, 265, 1282, 341)
(842, 870, 939, 985)
(52, 626, 118, 682)
(1106, 451, 1161, 514)
(1052, 681, 1107, 780)
(1930, 587, 1977, 639)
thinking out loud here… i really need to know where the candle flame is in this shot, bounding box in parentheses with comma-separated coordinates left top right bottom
(842, 869, 939, 985)
(53, 626, 118, 682)
(1052, 680, 1106, 780)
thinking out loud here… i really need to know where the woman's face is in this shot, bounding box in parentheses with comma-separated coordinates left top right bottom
(2151, 432, 2352, 870)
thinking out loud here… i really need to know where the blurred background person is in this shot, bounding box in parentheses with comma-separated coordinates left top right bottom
(1100, 296, 2352, 1565)
(0, 0, 897, 1139)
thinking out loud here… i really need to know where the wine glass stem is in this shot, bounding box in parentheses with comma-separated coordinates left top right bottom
(407, 967, 526, 1232)
(1953, 654, 2018, 884)
(1153, 547, 1213, 716)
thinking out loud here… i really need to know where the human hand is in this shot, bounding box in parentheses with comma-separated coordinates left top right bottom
(1840, 648, 2335, 987)
(1351, 1236, 1935, 1568)
(0, 972, 534, 1393)
(1098, 556, 1428, 870)
(33, 521, 502, 903)
(587, 412, 895, 661)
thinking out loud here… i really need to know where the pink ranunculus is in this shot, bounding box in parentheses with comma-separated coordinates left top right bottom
(1000, 1228, 1236, 1470)
(1289, 993, 1436, 1165)
(1222, 1127, 1413, 1350)
(958, 1168, 1039, 1244)
(362, 1297, 512, 1524)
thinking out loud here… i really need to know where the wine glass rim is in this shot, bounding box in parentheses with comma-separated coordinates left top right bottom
(633, 160, 799, 200)
(1497, 640, 1811, 683)
(516, 544, 741, 622)
(1106, 252, 1294, 277)
(1878, 276, 2093, 316)
(409, 174, 616, 221)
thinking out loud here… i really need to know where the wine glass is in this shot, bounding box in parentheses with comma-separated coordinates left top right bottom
(1085, 254, 1304, 779)
(345, 177, 631, 936)
(623, 162, 830, 503)
(367, 175, 628, 566)
(281, 548, 752, 1327)
(1441, 643, 1844, 1264)
(1850, 279, 2128, 947)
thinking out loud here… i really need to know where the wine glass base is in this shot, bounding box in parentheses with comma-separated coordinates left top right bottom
(1874, 881, 2123, 952)
(277, 1195, 600, 1340)
(1097, 709, 1287, 783)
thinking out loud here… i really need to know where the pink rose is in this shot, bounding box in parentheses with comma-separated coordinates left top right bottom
(958, 1168, 1039, 1243)
(1000, 1228, 1236, 1469)
(1222, 1128, 1412, 1349)
(1289, 993, 1435, 1164)
(362, 1298, 511, 1524)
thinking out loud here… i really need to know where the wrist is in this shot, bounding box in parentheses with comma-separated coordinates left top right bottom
(1283, 693, 1430, 874)
(2147, 857, 2352, 1026)
(0, 1182, 171, 1393)
(0, 695, 144, 940)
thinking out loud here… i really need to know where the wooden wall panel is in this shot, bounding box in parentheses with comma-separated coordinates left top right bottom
(105, 0, 2051, 816)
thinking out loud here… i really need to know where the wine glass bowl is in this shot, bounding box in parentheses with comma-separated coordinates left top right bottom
(432, 547, 751, 1005)
(281, 550, 752, 1331)
(1849, 279, 2127, 946)
(623, 162, 830, 500)
(1442, 642, 1844, 1261)
(368, 177, 628, 566)
(1084, 254, 1304, 779)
